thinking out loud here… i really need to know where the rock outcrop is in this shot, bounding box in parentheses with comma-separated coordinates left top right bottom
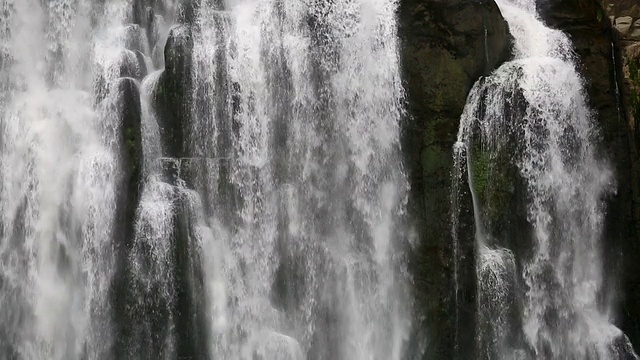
(612, 2, 640, 349)
(398, 0, 511, 358)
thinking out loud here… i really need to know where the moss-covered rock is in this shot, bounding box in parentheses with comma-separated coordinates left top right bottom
(469, 146, 516, 233)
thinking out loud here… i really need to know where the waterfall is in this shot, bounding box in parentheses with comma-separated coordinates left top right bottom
(0, 1, 131, 358)
(0, 0, 411, 359)
(453, 0, 639, 358)
(189, 0, 410, 358)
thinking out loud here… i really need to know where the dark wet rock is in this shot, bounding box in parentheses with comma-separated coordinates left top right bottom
(164, 25, 193, 82)
(108, 75, 208, 358)
(145, 24, 207, 357)
(110, 77, 144, 358)
(607, 328, 640, 359)
(143, 7, 157, 49)
(130, 0, 146, 26)
(172, 191, 209, 359)
(178, 0, 198, 25)
(123, 24, 145, 53)
(152, 24, 194, 158)
(117, 78, 144, 175)
(129, 0, 160, 27)
(271, 250, 306, 313)
(159, 157, 206, 189)
(617, 42, 640, 353)
(398, 0, 511, 358)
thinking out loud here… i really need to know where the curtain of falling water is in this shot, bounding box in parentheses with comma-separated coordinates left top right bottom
(0, 0, 412, 359)
(452, 0, 639, 359)
(187, 0, 411, 358)
(0, 0, 141, 359)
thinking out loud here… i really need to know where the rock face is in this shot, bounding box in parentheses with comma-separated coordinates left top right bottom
(152, 24, 194, 158)
(604, 0, 640, 39)
(537, 0, 640, 353)
(617, 33, 640, 356)
(110, 2, 205, 357)
(398, 0, 511, 358)
(111, 77, 144, 358)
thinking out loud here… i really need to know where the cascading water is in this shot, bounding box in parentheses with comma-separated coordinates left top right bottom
(453, 0, 639, 359)
(0, 1, 135, 358)
(0, 0, 411, 359)
(187, 0, 410, 358)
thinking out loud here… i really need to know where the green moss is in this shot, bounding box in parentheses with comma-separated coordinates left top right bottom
(630, 58, 639, 82)
(470, 146, 514, 226)
(596, 7, 603, 23)
(125, 126, 136, 159)
(471, 149, 490, 197)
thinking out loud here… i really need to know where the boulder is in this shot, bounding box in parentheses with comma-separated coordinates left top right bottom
(178, 0, 198, 25)
(617, 42, 640, 352)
